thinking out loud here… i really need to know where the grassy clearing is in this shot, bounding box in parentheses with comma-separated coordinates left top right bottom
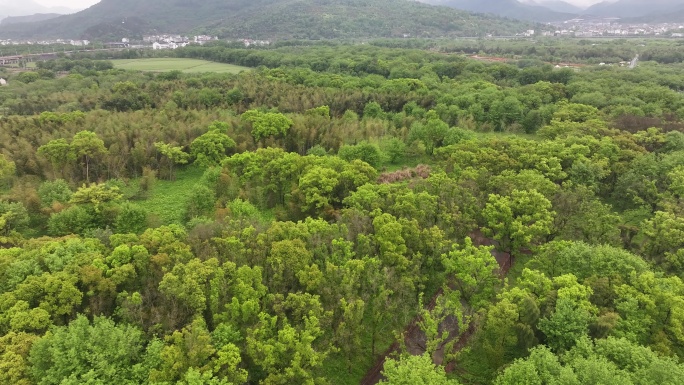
(134, 166, 206, 225)
(111, 58, 250, 73)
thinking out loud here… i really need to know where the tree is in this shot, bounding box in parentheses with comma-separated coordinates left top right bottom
(483, 189, 555, 255)
(47, 205, 94, 236)
(495, 337, 684, 385)
(298, 166, 339, 214)
(115, 203, 148, 234)
(441, 237, 499, 309)
(28, 316, 149, 385)
(242, 110, 293, 145)
(246, 312, 328, 385)
(640, 211, 684, 272)
(410, 111, 449, 155)
(337, 142, 383, 168)
(37, 139, 74, 179)
(70, 131, 107, 183)
(70, 183, 123, 212)
(0, 200, 29, 236)
(335, 298, 365, 372)
(379, 353, 460, 385)
(190, 123, 236, 168)
(538, 297, 592, 352)
(155, 142, 190, 180)
(0, 154, 15, 188)
(37, 180, 72, 208)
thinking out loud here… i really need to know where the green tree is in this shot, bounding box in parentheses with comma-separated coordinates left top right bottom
(640, 211, 684, 272)
(441, 237, 499, 309)
(242, 110, 293, 145)
(70, 183, 123, 212)
(538, 297, 592, 352)
(70, 131, 107, 183)
(0, 332, 40, 385)
(37, 139, 74, 179)
(298, 166, 339, 214)
(28, 315, 148, 385)
(337, 142, 383, 168)
(155, 142, 190, 180)
(190, 125, 236, 168)
(115, 203, 148, 234)
(0, 200, 29, 236)
(483, 189, 555, 255)
(410, 111, 449, 155)
(37, 180, 72, 208)
(247, 312, 328, 385)
(380, 353, 460, 385)
(0, 154, 15, 188)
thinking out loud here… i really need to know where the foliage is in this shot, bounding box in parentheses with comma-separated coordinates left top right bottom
(1, 40, 684, 385)
(380, 353, 460, 385)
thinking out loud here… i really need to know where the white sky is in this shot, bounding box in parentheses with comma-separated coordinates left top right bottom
(33, 0, 609, 10)
(34, 0, 100, 9)
(566, 0, 610, 5)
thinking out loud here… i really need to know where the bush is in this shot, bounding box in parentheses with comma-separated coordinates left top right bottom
(184, 184, 216, 221)
(47, 206, 94, 236)
(115, 203, 149, 234)
(338, 142, 383, 168)
(38, 180, 73, 207)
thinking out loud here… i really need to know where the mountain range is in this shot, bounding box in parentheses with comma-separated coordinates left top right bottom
(1, 0, 683, 41)
(421, 0, 575, 22)
(584, 0, 684, 18)
(0, 0, 544, 40)
(420, 0, 684, 21)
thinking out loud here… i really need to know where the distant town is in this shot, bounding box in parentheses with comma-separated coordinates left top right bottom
(0, 34, 272, 50)
(1, 19, 684, 49)
(547, 20, 684, 38)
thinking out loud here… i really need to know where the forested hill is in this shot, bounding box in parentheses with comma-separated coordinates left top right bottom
(0, 0, 543, 40)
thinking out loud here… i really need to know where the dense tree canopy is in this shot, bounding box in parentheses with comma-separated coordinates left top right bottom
(0, 41, 684, 385)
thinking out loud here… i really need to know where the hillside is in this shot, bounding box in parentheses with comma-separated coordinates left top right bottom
(628, 5, 684, 22)
(421, 0, 576, 22)
(1, 13, 62, 26)
(585, 0, 683, 18)
(0, 0, 544, 40)
(526, 0, 583, 14)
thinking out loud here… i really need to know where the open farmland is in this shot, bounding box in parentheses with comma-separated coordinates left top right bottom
(110, 58, 250, 73)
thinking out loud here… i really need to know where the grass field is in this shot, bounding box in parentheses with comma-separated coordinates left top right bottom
(128, 166, 206, 225)
(111, 58, 250, 73)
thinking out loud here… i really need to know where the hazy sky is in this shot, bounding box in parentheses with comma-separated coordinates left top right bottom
(35, 0, 100, 9)
(33, 0, 610, 10)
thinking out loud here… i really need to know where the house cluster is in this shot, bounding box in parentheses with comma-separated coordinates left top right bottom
(144, 34, 219, 50)
(0, 39, 91, 46)
(242, 39, 271, 47)
(547, 19, 684, 38)
(69, 40, 91, 46)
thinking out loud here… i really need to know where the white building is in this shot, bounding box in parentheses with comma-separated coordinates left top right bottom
(152, 42, 182, 50)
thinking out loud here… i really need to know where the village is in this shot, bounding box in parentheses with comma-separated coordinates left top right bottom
(0, 34, 272, 51)
(544, 20, 684, 38)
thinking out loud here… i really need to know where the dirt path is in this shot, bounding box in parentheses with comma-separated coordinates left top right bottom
(359, 232, 512, 384)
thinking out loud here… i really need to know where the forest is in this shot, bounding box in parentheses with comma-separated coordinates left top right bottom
(0, 40, 684, 385)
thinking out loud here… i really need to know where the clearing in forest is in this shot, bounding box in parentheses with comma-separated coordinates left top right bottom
(110, 58, 250, 73)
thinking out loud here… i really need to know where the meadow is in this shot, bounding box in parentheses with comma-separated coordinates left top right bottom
(110, 58, 250, 73)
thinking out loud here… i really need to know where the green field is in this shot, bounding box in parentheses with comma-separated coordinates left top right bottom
(111, 58, 250, 73)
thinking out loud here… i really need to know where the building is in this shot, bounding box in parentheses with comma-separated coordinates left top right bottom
(152, 42, 182, 50)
